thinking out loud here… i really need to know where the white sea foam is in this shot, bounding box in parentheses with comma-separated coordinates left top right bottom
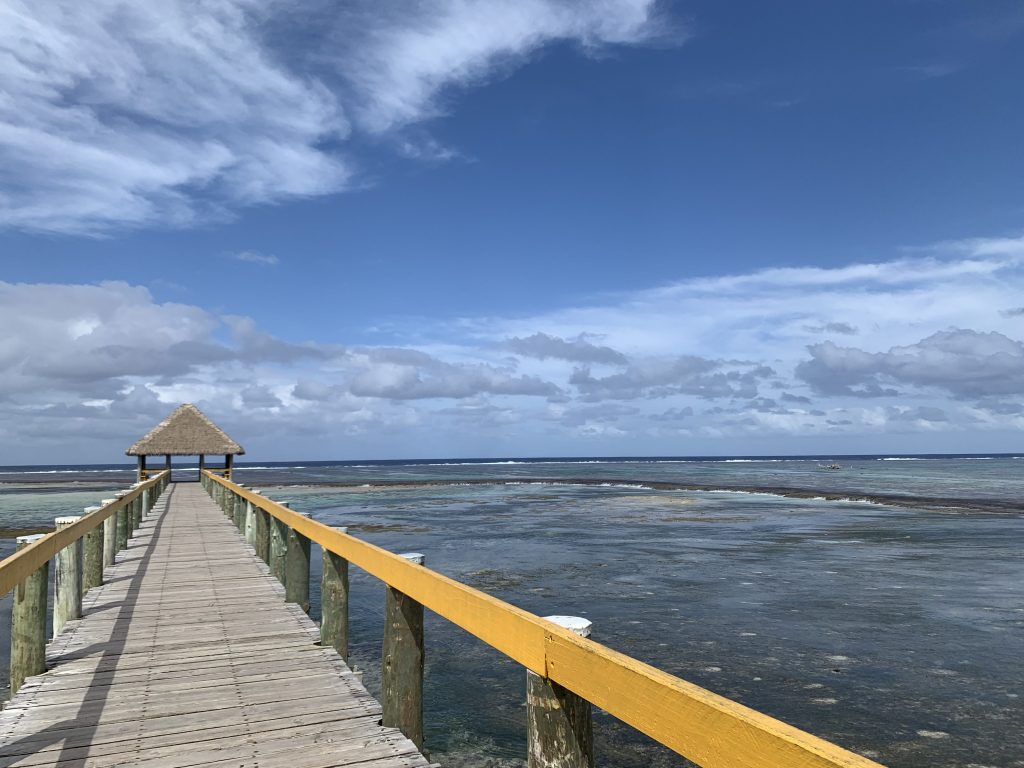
(0, 468, 132, 475)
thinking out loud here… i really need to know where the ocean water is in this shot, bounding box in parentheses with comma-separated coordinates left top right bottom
(0, 455, 1021, 767)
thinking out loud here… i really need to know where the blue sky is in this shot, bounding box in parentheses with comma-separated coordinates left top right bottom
(2, 0, 1023, 463)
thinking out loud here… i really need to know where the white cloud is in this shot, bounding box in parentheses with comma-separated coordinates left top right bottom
(505, 332, 627, 364)
(332, 0, 664, 132)
(797, 330, 1024, 399)
(0, 0, 664, 234)
(4, 236, 1024, 461)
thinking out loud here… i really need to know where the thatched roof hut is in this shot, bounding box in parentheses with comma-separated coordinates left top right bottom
(127, 404, 243, 480)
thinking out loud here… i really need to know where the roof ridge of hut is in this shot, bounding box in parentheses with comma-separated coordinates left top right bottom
(126, 403, 245, 456)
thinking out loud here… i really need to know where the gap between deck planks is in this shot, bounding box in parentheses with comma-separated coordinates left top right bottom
(0, 483, 436, 768)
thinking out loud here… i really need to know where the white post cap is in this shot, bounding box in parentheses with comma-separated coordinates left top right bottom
(55, 516, 82, 527)
(83, 506, 102, 514)
(401, 552, 425, 565)
(545, 615, 592, 638)
(17, 533, 47, 546)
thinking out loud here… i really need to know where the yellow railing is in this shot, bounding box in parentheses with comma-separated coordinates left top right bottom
(205, 470, 883, 768)
(0, 470, 170, 598)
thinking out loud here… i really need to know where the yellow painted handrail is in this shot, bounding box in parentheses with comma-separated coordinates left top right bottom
(0, 470, 170, 598)
(206, 471, 884, 768)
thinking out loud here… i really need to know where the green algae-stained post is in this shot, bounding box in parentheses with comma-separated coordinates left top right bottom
(233, 484, 247, 530)
(382, 552, 425, 750)
(284, 509, 311, 612)
(115, 491, 130, 550)
(254, 505, 270, 564)
(53, 516, 83, 637)
(10, 534, 48, 696)
(132, 488, 143, 530)
(321, 526, 350, 663)
(527, 616, 594, 768)
(269, 502, 289, 585)
(82, 505, 104, 593)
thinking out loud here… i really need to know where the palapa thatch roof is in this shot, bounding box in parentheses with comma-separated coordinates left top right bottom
(126, 404, 245, 456)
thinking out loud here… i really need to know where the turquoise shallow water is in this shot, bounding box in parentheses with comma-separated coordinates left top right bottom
(0, 456, 1021, 767)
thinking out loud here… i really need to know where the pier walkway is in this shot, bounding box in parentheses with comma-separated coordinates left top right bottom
(0, 483, 430, 768)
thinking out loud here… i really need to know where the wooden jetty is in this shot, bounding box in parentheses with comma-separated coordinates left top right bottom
(0, 479, 430, 768)
(0, 405, 887, 768)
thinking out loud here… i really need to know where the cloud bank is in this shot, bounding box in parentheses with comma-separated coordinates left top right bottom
(0, 0, 663, 234)
(3, 236, 1024, 462)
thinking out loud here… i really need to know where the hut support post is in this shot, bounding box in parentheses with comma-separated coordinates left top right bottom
(225, 453, 233, 481)
(137, 455, 145, 482)
(10, 534, 48, 696)
(321, 528, 350, 662)
(526, 617, 595, 768)
(382, 552, 425, 750)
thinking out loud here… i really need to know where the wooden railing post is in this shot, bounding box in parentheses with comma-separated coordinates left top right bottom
(141, 487, 151, 519)
(244, 490, 261, 548)
(284, 510, 311, 613)
(130, 487, 142, 534)
(321, 527, 349, 663)
(254, 503, 270, 564)
(53, 516, 83, 637)
(269, 501, 289, 585)
(10, 534, 48, 696)
(114, 492, 129, 551)
(82, 505, 104, 594)
(123, 489, 136, 538)
(527, 617, 594, 768)
(233, 485, 247, 530)
(102, 499, 117, 567)
(382, 552, 425, 750)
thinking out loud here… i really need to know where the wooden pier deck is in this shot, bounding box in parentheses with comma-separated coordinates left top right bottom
(0, 483, 432, 768)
